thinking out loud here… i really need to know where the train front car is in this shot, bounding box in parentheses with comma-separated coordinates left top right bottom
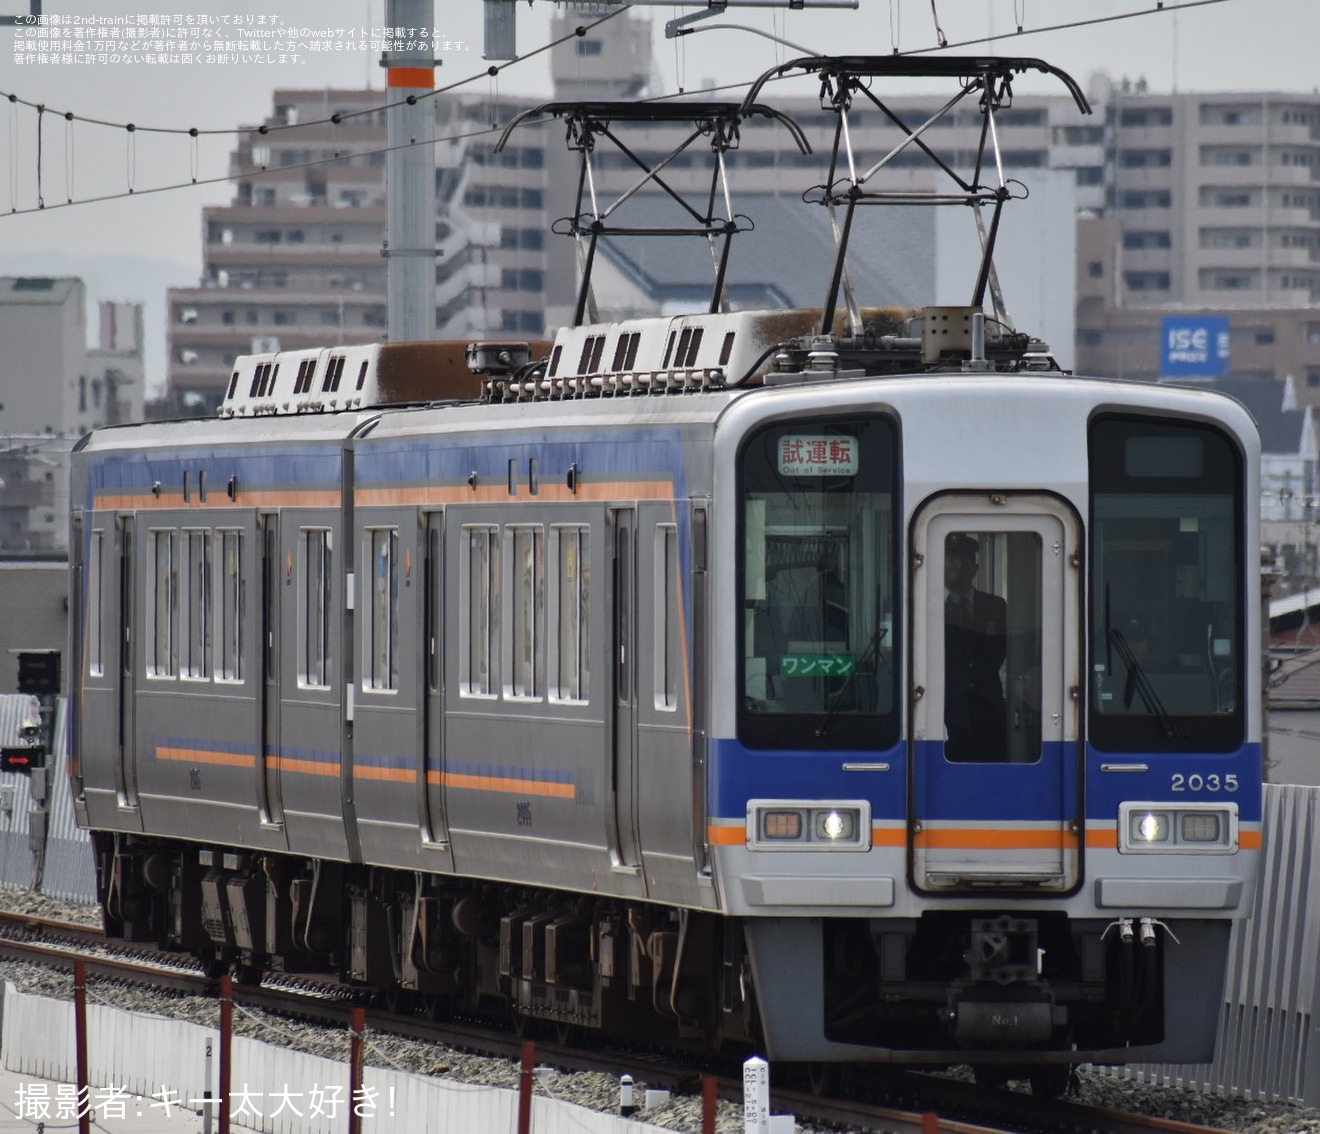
(708, 373, 1261, 1080)
(63, 54, 1262, 1089)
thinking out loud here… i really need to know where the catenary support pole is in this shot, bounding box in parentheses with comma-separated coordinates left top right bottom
(219, 974, 232, 1134)
(349, 1006, 366, 1134)
(74, 959, 89, 1134)
(517, 1040, 536, 1134)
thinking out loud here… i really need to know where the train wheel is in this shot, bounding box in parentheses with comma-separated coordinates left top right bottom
(198, 945, 228, 981)
(234, 961, 265, 988)
(972, 1066, 1009, 1091)
(423, 993, 453, 1021)
(1028, 1066, 1072, 1099)
(807, 1061, 841, 1097)
(513, 1013, 543, 1040)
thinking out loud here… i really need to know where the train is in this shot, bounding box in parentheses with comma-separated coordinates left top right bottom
(67, 56, 1261, 1093)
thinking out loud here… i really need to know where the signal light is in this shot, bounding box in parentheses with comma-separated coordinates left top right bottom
(1, 748, 42, 774)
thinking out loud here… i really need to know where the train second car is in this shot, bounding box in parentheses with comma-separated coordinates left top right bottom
(67, 56, 1261, 1087)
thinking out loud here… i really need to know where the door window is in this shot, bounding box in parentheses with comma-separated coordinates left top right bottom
(943, 530, 1042, 763)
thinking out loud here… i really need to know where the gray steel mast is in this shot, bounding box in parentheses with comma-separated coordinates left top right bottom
(383, 0, 437, 343)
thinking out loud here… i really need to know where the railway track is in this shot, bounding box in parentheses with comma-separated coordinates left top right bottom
(0, 907, 1245, 1134)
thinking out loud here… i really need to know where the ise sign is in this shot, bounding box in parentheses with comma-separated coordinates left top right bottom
(1161, 315, 1231, 379)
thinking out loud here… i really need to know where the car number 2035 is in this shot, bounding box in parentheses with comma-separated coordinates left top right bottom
(1171, 773, 1238, 792)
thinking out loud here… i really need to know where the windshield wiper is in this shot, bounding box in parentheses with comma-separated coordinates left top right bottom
(815, 625, 887, 740)
(1108, 627, 1177, 741)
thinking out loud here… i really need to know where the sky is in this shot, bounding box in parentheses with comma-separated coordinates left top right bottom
(1, 0, 1317, 391)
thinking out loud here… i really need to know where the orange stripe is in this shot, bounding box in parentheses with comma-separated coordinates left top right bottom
(156, 746, 255, 769)
(707, 825, 745, 845)
(440, 771, 575, 799)
(273, 756, 340, 777)
(915, 828, 1078, 851)
(871, 826, 906, 847)
(352, 765, 415, 783)
(1085, 826, 1262, 851)
(387, 66, 434, 89)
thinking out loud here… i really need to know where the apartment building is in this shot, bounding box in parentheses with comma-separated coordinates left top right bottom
(1075, 82, 1320, 389)
(0, 277, 144, 551)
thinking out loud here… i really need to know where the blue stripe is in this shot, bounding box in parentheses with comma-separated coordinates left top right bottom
(712, 737, 1263, 825)
(89, 445, 342, 495)
(710, 737, 908, 821)
(1083, 742, 1262, 822)
(354, 430, 689, 493)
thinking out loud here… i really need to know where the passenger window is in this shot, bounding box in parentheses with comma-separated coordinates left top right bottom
(298, 529, 332, 689)
(366, 528, 399, 692)
(655, 524, 681, 710)
(461, 526, 500, 697)
(87, 530, 104, 678)
(147, 530, 177, 679)
(180, 528, 212, 681)
(506, 526, 544, 700)
(550, 525, 590, 703)
(216, 530, 243, 682)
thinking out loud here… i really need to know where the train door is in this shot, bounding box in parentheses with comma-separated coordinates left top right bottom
(910, 494, 1081, 892)
(633, 502, 706, 896)
(421, 510, 452, 851)
(352, 508, 426, 866)
(114, 514, 142, 821)
(609, 506, 642, 873)
(258, 513, 284, 826)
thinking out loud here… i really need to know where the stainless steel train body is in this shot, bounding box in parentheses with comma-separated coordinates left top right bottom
(69, 330, 1262, 1075)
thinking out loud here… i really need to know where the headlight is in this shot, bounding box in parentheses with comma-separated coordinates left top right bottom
(747, 801, 871, 851)
(816, 809, 857, 841)
(1118, 802, 1237, 853)
(1130, 811, 1171, 844)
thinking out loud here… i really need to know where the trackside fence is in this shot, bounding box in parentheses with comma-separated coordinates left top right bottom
(0, 982, 674, 1134)
(1100, 781, 1320, 1104)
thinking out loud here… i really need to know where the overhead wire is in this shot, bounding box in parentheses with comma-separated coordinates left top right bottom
(0, 6, 628, 218)
(0, 0, 1240, 220)
(903, 0, 1232, 55)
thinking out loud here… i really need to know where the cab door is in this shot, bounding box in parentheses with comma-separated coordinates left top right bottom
(421, 510, 453, 856)
(910, 494, 1081, 892)
(258, 513, 284, 827)
(608, 506, 642, 873)
(114, 514, 142, 823)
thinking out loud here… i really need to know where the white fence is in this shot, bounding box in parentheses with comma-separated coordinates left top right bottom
(0, 983, 674, 1134)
